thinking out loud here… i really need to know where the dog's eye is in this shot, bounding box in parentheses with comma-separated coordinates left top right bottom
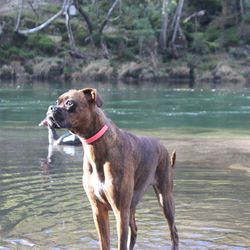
(65, 100, 73, 107)
(65, 99, 76, 112)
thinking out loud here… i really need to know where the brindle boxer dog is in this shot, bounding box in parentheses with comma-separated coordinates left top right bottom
(46, 88, 179, 250)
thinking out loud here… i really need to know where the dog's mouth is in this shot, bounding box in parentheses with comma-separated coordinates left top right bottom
(47, 115, 61, 129)
(46, 105, 71, 129)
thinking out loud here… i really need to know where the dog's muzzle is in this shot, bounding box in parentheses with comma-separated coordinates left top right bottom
(46, 105, 66, 129)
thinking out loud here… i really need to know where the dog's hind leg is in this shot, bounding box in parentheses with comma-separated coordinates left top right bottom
(153, 185, 179, 249)
(153, 152, 179, 250)
(129, 208, 137, 250)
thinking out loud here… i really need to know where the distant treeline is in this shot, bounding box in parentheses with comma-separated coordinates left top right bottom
(0, 0, 249, 83)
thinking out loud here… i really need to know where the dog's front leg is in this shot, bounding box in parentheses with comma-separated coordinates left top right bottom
(91, 204, 110, 250)
(114, 182, 134, 250)
(115, 209, 130, 250)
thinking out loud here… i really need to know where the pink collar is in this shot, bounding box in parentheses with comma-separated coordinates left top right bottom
(80, 125, 108, 144)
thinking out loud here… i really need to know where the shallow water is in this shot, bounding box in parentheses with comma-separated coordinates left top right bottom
(0, 81, 250, 249)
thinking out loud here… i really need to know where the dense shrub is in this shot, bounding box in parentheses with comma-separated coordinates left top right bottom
(222, 27, 240, 46)
(27, 34, 55, 55)
(8, 47, 35, 61)
(36, 35, 55, 54)
(190, 32, 210, 54)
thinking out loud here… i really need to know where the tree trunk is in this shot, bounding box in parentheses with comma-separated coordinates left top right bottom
(170, 0, 184, 45)
(64, 1, 76, 50)
(220, 0, 227, 45)
(239, 0, 244, 17)
(14, 0, 23, 31)
(73, 0, 93, 36)
(159, 0, 170, 50)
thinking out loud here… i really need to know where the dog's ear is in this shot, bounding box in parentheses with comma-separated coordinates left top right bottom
(81, 88, 103, 107)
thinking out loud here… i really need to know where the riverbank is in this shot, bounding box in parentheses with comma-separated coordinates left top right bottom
(1, 50, 249, 86)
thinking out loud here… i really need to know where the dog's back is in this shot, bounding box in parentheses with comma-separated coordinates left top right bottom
(114, 129, 175, 207)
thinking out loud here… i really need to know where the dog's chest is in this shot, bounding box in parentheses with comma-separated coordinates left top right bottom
(84, 165, 116, 205)
(91, 173, 106, 200)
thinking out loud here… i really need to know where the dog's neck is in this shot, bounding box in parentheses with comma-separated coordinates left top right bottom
(75, 108, 118, 167)
(79, 124, 109, 144)
(69, 108, 116, 147)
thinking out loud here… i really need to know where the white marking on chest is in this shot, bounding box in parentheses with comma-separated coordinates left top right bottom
(91, 172, 107, 202)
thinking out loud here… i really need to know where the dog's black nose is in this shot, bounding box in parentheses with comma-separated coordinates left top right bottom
(49, 105, 57, 112)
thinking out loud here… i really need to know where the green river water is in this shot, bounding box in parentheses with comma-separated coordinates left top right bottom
(0, 81, 250, 249)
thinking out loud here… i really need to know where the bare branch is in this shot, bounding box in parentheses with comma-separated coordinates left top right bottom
(17, 0, 70, 35)
(183, 10, 206, 23)
(108, 0, 122, 22)
(28, 0, 40, 19)
(99, 0, 120, 35)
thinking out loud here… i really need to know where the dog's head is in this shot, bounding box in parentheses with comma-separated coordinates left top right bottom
(46, 88, 103, 132)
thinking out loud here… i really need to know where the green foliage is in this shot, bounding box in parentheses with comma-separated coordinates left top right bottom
(0, 43, 34, 65)
(61, 32, 69, 43)
(36, 35, 55, 54)
(27, 34, 55, 54)
(8, 47, 35, 60)
(0, 47, 10, 65)
(133, 17, 155, 41)
(74, 28, 87, 46)
(0, 0, 248, 66)
(146, 3, 161, 32)
(222, 27, 240, 46)
(198, 56, 217, 71)
(63, 65, 73, 80)
(24, 63, 34, 74)
(188, 0, 221, 15)
(105, 34, 126, 52)
(228, 47, 249, 59)
(92, 32, 102, 47)
(243, 1, 250, 24)
(190, 32, 210, 54)
(207, 41, 220, 51)
(11, 32, 28, 47)
(238, 22, 250, 43)
(63, 66, 72, 75)
(206, 27, 220, 42)
(162, 0, 178, 14)
(189, 25, 240, 54)
(42, 3, 61, 14)
(119, 3, 157, 55)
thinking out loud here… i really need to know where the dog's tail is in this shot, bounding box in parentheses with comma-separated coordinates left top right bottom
(171, 150, 176, 168)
